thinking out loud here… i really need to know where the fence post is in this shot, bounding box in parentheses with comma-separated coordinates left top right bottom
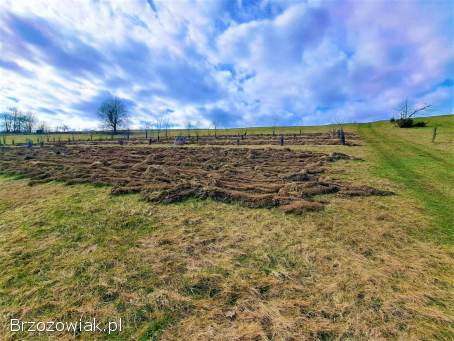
(280, 134, 284, 146)
(339, 129, 345, 145)
(432, 127, 437, 143)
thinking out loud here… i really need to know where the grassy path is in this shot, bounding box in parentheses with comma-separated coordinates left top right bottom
(359, 122, 454, 244)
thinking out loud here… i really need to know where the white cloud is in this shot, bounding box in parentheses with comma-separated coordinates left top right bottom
(0, 0, 452, 130)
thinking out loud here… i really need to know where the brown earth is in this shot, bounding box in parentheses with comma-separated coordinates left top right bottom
(0, 145, 391, 213)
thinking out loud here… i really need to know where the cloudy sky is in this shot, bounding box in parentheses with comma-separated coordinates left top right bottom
(0, 0, 453, 130)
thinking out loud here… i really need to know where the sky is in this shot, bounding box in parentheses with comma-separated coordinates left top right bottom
(0, 0, 453, 130)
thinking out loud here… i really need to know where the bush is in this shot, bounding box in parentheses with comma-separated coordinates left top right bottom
(395, 118, 427, 128)
(396, 118, 414, 128)
(412, 121, 427, 127)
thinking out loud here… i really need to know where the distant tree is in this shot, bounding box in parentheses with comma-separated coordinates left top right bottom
(1, 108, 37, 133)
(1, 111, 13, 132)
(393, 100, 431, 128)
(272, 117, 279, 136)
(97, 97, 128, 133)
(11, 108, 22, 133)
(142, 121, 153, 139)
(211, 120, 218, 138)
(155, 117, 163, 140)
(194, 120, 201, 139)
(36, 121, 48, 134)
(162, 118, 171, 138)
(185, 121, 193, 138)
(24, 112, 36, 133)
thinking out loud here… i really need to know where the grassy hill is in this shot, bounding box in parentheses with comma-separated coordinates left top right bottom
(359, 115, 454, 244)
(0, 115, 452, 340)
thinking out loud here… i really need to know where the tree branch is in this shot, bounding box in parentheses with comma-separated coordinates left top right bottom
(408, 104, 431, 118)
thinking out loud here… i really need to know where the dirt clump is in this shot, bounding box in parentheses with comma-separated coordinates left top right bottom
(280, 200, 324, 214)
(339, 185, 394, 197)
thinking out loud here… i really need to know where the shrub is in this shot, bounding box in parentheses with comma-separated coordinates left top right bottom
(395, 118, 427, 128)
(412, 121, 427, 127)
(396, 118, 414, 128)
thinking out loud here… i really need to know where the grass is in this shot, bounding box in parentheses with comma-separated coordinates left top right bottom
(0, 115, 453, 339)
(358, 115, 454, 244)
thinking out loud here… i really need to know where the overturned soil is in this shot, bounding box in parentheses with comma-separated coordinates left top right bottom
(0, 145, 391, 213)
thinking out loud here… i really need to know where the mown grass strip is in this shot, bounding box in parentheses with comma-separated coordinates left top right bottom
(359, 124, 454, 244)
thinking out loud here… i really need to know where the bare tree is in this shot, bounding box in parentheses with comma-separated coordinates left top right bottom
(194, 120, 201, 139)
(211, 120, 218, 138)
(162, 118, 171, 138)
(185, 121, 193, 138)
(1, 108, 37, 133)
(392, 100, 431, 128)
(97, 97, 128, 134)
(1, 111, 13, 132)
(36, 121, 48, 134)
(11, 108, 22, 133)
(271, 116, 279, 136)
(24, 112, 36, 133)
(155, 117, 164, 140)
(142, 121, 153, 139)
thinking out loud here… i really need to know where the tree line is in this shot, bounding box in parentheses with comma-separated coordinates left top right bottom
(1, 108, 37, 133)
(1, 107, 73, 134)
(2, 97, 219, 135)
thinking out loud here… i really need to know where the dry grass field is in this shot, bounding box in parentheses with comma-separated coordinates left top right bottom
(0, 116, 453, 340)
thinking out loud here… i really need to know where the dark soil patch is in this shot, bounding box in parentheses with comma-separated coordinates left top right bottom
(0, 145, 390, 213)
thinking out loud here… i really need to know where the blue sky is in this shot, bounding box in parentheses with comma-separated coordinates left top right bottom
(0, 0, 453, 130)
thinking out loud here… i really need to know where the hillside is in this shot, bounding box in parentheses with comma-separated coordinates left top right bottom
(0, 115, 453, 340)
